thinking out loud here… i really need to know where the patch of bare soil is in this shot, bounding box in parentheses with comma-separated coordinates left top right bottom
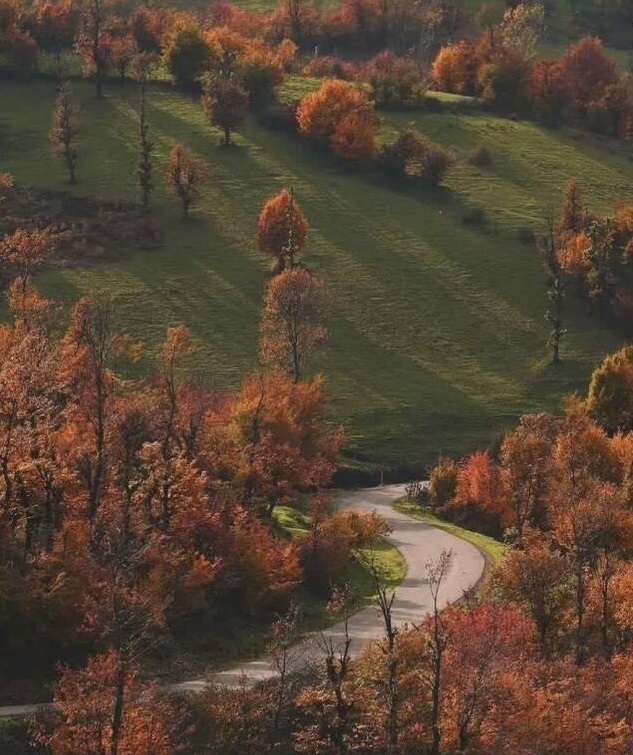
(0, 183, 162, 266)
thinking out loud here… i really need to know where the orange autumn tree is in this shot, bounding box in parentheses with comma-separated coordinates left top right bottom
(432, 40, 480, 95)
(587, 346, 633, 432)
(0, 226, 57, 285)
(35, 650, 182, 755)
(447, 450, 511, 535)
(297, 78, 376, 162)
(330, 109, 376, 163)
(207, 371, 343, 517)
(559, 37, 620, 115)
(257, 188, 309, 272)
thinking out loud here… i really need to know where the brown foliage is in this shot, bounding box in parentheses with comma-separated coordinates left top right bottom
(35, 650, 183, 754)
(202, 75, 249, 146)
(260, 267, 327, 382)
(432, 40, 481, 95)
(164, 144, 210, 219)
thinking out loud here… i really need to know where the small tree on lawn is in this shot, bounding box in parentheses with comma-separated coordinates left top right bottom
(542, 213, 566, 364)
(50, 81, 80, 185)
(257, 188, 309, 272)
(164, 144, 210, 219)
(134, 55, 154, 208)
(260, 267, 326, 383)
(202, 75, 249, 146)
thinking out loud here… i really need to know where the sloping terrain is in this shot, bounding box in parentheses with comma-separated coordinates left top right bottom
(0, 78, 625, 465)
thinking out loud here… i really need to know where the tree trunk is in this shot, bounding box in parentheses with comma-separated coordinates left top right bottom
(110, 659, 126, 755)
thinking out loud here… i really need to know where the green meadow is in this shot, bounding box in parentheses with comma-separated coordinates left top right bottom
(0, 77, 626, 467)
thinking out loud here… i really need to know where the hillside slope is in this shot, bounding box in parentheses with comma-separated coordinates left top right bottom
(0, 79, 624, 465)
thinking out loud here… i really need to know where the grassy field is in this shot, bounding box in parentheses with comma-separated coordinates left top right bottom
(0, 77, 627, 467)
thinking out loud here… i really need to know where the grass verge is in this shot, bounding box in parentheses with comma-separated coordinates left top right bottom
(274, 504, 407, 614)
(394, 498, 507, 587)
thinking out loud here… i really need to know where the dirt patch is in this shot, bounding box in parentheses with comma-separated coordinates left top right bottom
(0, 183, 162, 267)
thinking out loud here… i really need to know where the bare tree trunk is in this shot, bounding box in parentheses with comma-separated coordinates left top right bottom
(426, 551, 453, 755)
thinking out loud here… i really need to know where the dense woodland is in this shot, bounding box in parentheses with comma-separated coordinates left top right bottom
(4, 0, 633, 751)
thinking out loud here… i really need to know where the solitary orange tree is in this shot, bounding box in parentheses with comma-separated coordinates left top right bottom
(257, 188, 309, 272)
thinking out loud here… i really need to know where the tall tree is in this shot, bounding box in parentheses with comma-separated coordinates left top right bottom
(134, 55, 154, 208)
(542, 213, 566, 364)
(257, 188, 309, 272)
(372, 565, 400, 754)
(59, 297, 116, 520)
(164, 144, 210, 219)
(201, 75, 248, 147)
(78, 0, 109, 98)
(559, 180, 586, 238)
(425, 550, 453, 755)
(50, 81, 80, 185)
(260, 268, 326, 383)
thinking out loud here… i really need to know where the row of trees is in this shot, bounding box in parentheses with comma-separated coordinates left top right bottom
(48, 74, 237, 216)
(294, 78, 453, 184)
(1, 0, 298, 104)
(7, 1, 633, 142)
(434, 32, 633, 136)
(31, 300, 633, 755)
(1, 0, 466, 83)
(549, 179, 633, 333)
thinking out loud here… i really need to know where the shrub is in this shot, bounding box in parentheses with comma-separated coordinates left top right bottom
(331, 109, 376, 163)
(379, 124, 454, 186)
(424, 142, 455, 187)
(468, 145, 493, 166)
(429, 457, 458, 506)
(257, 103, 298, 132)
(337, 510, 390, 549)
(364, 50, 426, 109)
(297, 78, 374, 143)
(298, 514, 352, 595)
(405, 480, 426, 502)
(302, 55, 356, 79)
(238, 52, 284, 110)
(461, 207, 487, 227)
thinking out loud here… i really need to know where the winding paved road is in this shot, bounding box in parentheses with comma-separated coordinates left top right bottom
(0, 484, 485, 716)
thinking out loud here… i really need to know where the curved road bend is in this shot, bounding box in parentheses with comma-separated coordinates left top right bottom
(0, 484, 485, 715)
(175, 483, 485, 691)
